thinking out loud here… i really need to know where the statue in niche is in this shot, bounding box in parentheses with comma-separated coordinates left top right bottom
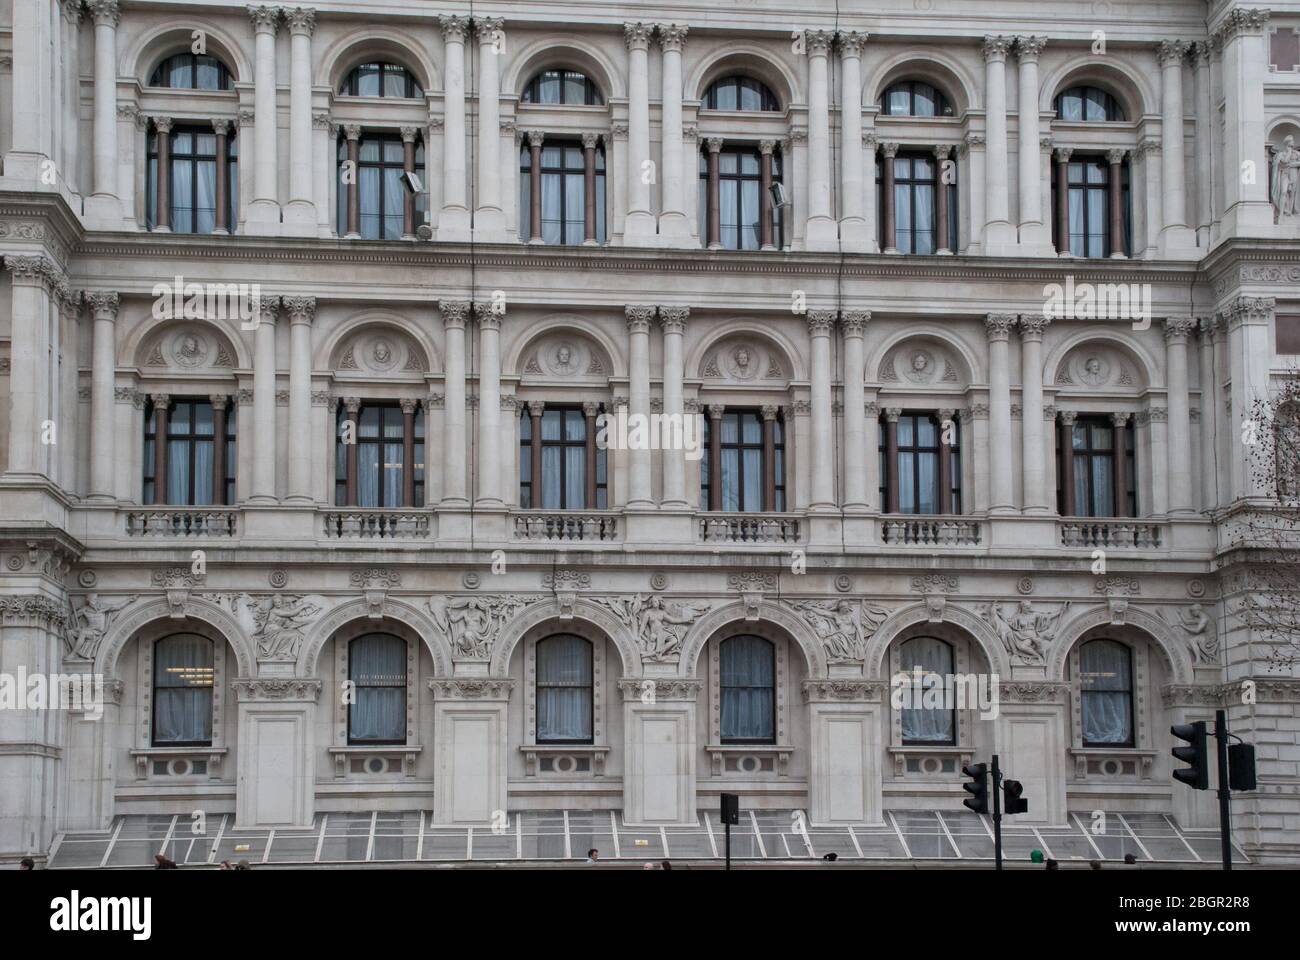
(551, 342, 578, 375)
(1271, 135, 1300, 223)
(175, 333, 205, 367)
(903, 350, 935, 383)
(1080, 356, 1108, 386)
(727, 344, 758, 380)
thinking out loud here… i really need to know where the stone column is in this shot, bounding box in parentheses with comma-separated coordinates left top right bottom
(881, 142, 898, 253)
(804, 30, 837, 249)
(88, 0, 120, 211)
(439, 301, 469, 505)
(1164, 317, 1196, 513)
(583, 401, 599, 506)
(213, 119, 231, 234)
(985, 314, 1016, 512)
(1054, 148, 1072, 254)
(1223, 296, 1273, 501)
(61, 0, 82, 193)
(211, 394, 228, 504)
(582, 132, 599, 244)
(526, 130, 543, 242)
(1217, 10, 1272, 233)
(151, 393, 170, 504)
(85, 290, 119, 499)
(864, 401, 880, 512)
(3, 256, 57, 477)
(1157, 40, 1195, 251)
(808, 310, 837, 509)
(400, 126, 419, 238)
(981, 36, 1016, 250)
(473, 18, 505, 238)
(284, 296, 315, 501)
(1190, 42, 1214, 245)
(1146, 407, 1169, 516)
(313, 113, 331, 234)
(343, 124, 361, 238)
(863, 133, 879, 253)
(838, 31, 867, 251)
(152, 117, 172, 231)
(250, 297, 280, 501)
(1058, 411, 1077, 515)
(401, 398, 417, 507)
(1019, 315, 1050, 513)
(706, 137, 723, 248)
(284, 7, 316, 230)
(247, 5, 281, 228)
(343, 397, 360, 505)
(1106, 149, 1127, 257)
(761, 405, 778, 509)
(660, 306, 689, 507)
(625, 305, 655, 507)
(1015, 36, 1049, 248)
(884, 408, 901, 514)
(657, 23, 689, 239)
(1111, 413, 1130, 517)
(934, 145, 952, 254)
(623, 23, 655, 239)
(1197, 318, 1220, 510)
(759, 140, 776, 249)
(841, 311, 870, 509)
(474, 302, 503, 507)
(437, 16, 470, 240)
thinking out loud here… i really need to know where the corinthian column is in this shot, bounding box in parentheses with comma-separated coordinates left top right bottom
(841, 311, 870, 509)
(838, 32, 868, 251)
(284, 296, 315, 501)
(1157, 40, 1196, 252)
(659, 306, 689, 506)
(985, 313, 1016, 513)
(473, 18, 506, 239)
(804, 30, 837, 250)
(474, 301, 503, 507)
(981, 36, 1016, 250)
(1019, 315, 1050, 513)
(246, 5, 281, 230)
(657, 23, 689, 240)
(85, 290, 119, 499)
(1164, 317, 1197, 513)
(250, 296, 281, 501)
(1016, 36, 1049, 250)
(87, 0, 121, 218)
(807, 311, 837, 509)
(437, 16, 471, 240)
(625, 305, 655, 506)
(1197, 318, 1220, 510)
(284, 7, 316, 232)
(623, 23, 655, 240)
(439, 301, 470, 505)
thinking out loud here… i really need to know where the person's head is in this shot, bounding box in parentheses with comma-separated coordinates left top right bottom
(1090, 860, 1102, 870)
(823, 852, 838, 862)
(19, 857, 34, 871)
(586, 848, 598, 860)
(1123, 853, 1137, 864)
(1086, 357, 1101, 374)
(735, 347, 750, 367)
(1019, 600, 1033, 613)
(912, 352, 929, 372)
(1286, 135, 1295, 149)
(557, 345, 571, 365)
(219, 860, 233, 870)
(661, 860, 672, 871)
(236, 859, 250, 870)
(1045, 859, 1059, 870)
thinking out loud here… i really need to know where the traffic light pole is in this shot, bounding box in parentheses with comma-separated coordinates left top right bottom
(992, 753, 1003, 872)
(1216, 709, 1232, 872)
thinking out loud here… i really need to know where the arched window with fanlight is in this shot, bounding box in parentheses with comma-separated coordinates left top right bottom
(521, 69, 603, 105)
(536, 634, 593, 744)
(348, 634, 407, 745)
(899, 636, 956, 745)
(1054, 85, 1125, 122)
(149, 52, 233, 90)
(339, 62, 424, 98)
(719, 635, 775, 743)
(152, 634, 215, 746)
(702, 76, 779, 112)
(1079, 639, 1134, 746)
(880, 80, 953, 117)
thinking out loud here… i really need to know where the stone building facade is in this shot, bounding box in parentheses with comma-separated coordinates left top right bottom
(1, 0, 1299, 864)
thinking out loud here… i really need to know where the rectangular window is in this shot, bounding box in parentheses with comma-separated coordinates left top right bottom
(702, 409, 783, 511)
(1059, 415, 1137, 517)
(518, 405, 607, 509)
(519, 142, 607, 244)
(879, 411, 961, 514)
(335, 402, 424, 507)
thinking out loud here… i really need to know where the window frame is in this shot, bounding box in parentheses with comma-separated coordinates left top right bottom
(148, 52, 233, 91)
(520, 68, 604, 105)
(346, 633, 410, 746)
(897, 636, 957, 746)
(338, 62, 424, 99)
(143, 396, 235, 505)
(717, 634, 778, 745)
(518, 140, 605, 246)
(334, 400, 425, 508)
(1054, 85, 1125, 123)
(702, 75, 780, 112)
(337, 131, 425, 241)
(879, 410, 961, 515)
(523, 627, 607, 754)
(533, 634, 596, 745)
(146, 125, 239, 235)
(1077, 638, 1136, 748)
(880, 80, 954, 118)
(518, 404, 606, 510)
(701, 407, 784, 512)
(149, 633, 217, 748)
(1060, 414, 1136, 518)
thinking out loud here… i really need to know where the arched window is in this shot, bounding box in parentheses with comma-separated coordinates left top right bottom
(149, 52, 233, 90)
(152, 634, 215, 746)
(703, 76, 779, 111)
(536, 635, 593, 743)
(348, 634, 407, 744)
(339, 62, 424, 98)
(1080, 639, 1134, 746)
(719, 635, 775, 743)
(899, 636, 956, 744)
(521, 69, 603, 105)
(880, 80, 953, 117)
(1054, 85, 1124, 122)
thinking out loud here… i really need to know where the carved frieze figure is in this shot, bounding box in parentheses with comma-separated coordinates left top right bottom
(598, 595, 710, 662)
(982, 600, 1069, 664)
(785, 598, 889, 663)
(1271, 135, 1300, 222)
(255, 594, 323, 661)
(66, 594, 134, 661)
(1161, 603, 1218, 664)
(428, 595, 542, 659)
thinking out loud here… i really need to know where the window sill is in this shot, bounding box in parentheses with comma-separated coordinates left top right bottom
(520, 744, 609, 777)
(1067, 747, 1157, 780)
(130, 746, 227, 780)
(327, 745, 422, 778)
(886, 745, 972, 778)
(706, 743, 794, 778)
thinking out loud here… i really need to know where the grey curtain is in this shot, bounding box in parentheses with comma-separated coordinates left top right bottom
(536, 635, 592, 741)
(359, 166, 380, 238)
(358, 444, 380, 507)
(349, 634, 406, 742)
(171, 157, 193, 232)
(900, 636, 955, 743)
(166, 439, 189, 504)
(720, 636, 774, 741)
(1081, 640, 1133, 744)
(153, 634, 214, 744)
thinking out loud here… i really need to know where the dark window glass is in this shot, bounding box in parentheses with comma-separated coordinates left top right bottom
(875, 152, 958, 254)
(899, 636, 956, 745)
(152, 634, 214, 746)
(334, 401, 425, 507)
(519, 141, 606, 244)
(720, 636, 775, 743)
(701, 409, 783, 511)
(1054, 85, 1124, 122)
(536, 634, 593, 743)
(1080, 639, 1134, 746)
(337, 133, 424, 240)
(339, 62, 423, 98)
(1060, 415, 1136, 517)
(348, 634, 407, 744)
(699, 147, 783, 250)
(146, 127, 238, 234)
(521, 69, 604, 105)
(149, 53, 233, 90)
(879, 411, 961, 514)
(703, 76, 779, 111)
(880, 80, 954, 117)
(518, 405, 607, 509)
(142, 397, 232, 504)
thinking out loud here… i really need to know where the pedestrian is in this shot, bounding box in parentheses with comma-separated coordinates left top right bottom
(235, 859, 250, 870)
(660, 860, 672, 871)
(1089, 860, 1102, 870)
(584, 848, 599, 864)
(1123, 853, 1137, 865)
(19, 857, 34, 871)
(1045, 858, 1059, 871)
(154, 854, 178, 869)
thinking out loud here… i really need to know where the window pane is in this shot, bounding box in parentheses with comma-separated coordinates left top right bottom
(537, 635, 592, 742)
(356, 63, 380, 97)
(900, 637, 954, 743)
(720, 636, 774, 742)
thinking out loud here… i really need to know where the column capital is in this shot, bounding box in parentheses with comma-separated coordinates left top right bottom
(4, 254, 62, 291)
(399, 397, 419, 415)
(343, 396, 361, 413)
(1134, 138, 1161, 160)
(1040, 135, 1054, 153)
(400, 125, 420, 143)
(87, 0, 121, 27)
(1016, 35, 1048, 61)
(759, 139, 777, 155)
(1059, 410, 1077, 425)
(705, 136, 724, 154)
(581, 131, 600, 150)
(439, 15, 470, 43)
(1156, 39, 1190, 65)
(312, 111, 331, 129)
(880, 141, 899, 158)
(624, 22, 653, 51)
(884, 407, 902, 422)
(1188, 39, 1215, 67)
(982, 35, 1014, 62)
(1054, 146, 1073, 162)
(837, 30, 868, 57)
(984, 313, 1017, 342)
(625, 304, 656, 333)
(209, 394, 229, 411)
(1198, 316, 1220, 340)
(439, 300, 471, 329)
(527, 400, 546, 417)
(61, 0, 84, 23)
(708, 403, 727, 418)
(283, 295, 316, 325)
(473, 301, 504, 328)
(1111, 412, 1131, 427)
(526, 129, 545, 149)
(283, 6, 316, 36)
(247, 4, 280, 34)
(84, 290, 120, 319)
(1018, 314, 1050, 341)
(212, 117, 232, 136)
(151, 392, 172, 410)
(474, 17, 505, 43)
(1106, 148, 1127, 164)
(659, 306, 690, 334)
(761, 404, 780, 421)
(255, 296, 281, 326)
(933, 143, 952, 161)
(1163, 317, 1197, 342)
(1223, 296, 1275, 329)
(582, 401, 600, 417)
(841, 310, 871, 336)
(152, 116, 174, 134)
(342, 123, 362, 142)
(806, 310, 837, 337)
(804, 30, 835, 55)
(657, 23, 689, 52)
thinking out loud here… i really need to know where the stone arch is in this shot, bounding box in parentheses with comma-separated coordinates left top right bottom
(317, 312, 439, 375)
(1044, 328, 1160, 391)
(689, 46, 801, 108)
(1040, 56, 1155, 121)
(317, 30, 439, 94)
(506, 315, 622, 380)
(505, 36, 624, 103)
(1047, 605, 1191, 685)
(678, 601, 828, 679)
(866, 602, 1009, 680)
(865, 51, 978, 115)
(297, 597, 453, 679)
(689, 320, 806, 383)
(127, 21, 251, 85)
(97, 596, 254, 681)
(1267, 116, 1300, 144)
(130, 317, 245, 372)
(120, 310, 251, 370)
(489, 598, 640, 678)
(867, 325, 980, 387)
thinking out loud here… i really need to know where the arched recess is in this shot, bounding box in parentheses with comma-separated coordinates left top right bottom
(130, 318, 245, 372)
(1043, 328, 1161, 391)
(127, 22, 251, 85)
(867, 325, 980, 387)
(298, 598, 453, 679)
(1040, 56, 1154, 121)
(1268, 116, 1300, 144)
(865, 602, 1010, 681)
(1047, 605, 1192, 685)
(316, 312, 440, 375)
(689, 46, 800, 108)
(505, 315, 623, 380)
(678, 600, 828, 679)
(688, 319, 806, 383)
(505, 36, 623, 103)
(865, 52, 977, 116)
(120, 312, 251, 370)
(317, 31, 439, 94)
(97, 597, 254, 681)
(489, 598, 640, 679)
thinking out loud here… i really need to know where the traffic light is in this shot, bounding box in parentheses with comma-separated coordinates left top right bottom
(1171, 721, 1209, 790)
(1003, 779, 1029, 815)
(1229, 743, 1257, 792)
(720, 792, 740, 826)
(962, 762, 989, 815)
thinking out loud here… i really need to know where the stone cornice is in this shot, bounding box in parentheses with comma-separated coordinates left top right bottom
(802, 679, 886, 702)
(617, 678, 702, 702)
(427, 678, 516, 701)
(232, 678, 322, 702)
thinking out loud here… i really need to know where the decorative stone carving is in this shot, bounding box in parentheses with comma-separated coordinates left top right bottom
(1161, 684, 1226, 708)
(1092, 576, 1141, 595)
(878, 341, 961, 385)
(428, 678, 517, 700)
(1160, 604, 1218, 665)
(802, 679, 887, 702)
(1270, 134, 1299, 223)
(617, 678, 702, 702)
(350, 568, 401, 589)
(1057, 346, 1137, 390)
(427, 595, 543, 659)
(336, 330, 424, 375)
(910, 574, 958, 594)
(728, 572, 777, 593)
(542, 571, 590, 590)
(522, 334, 607, 381)
(783, 598, 889, 663)
(700, 338, 784, 382)
(65, 594, 135, 661)
(981, 601, 1069, 665)
(999, 681, 1068, 703)
(595, 595, 710, 663)
(232, 678, 323, 702)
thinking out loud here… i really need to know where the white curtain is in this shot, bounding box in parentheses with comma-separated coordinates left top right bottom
(537, 635, 592, 741)
(171, 157, 193, 232)
(166, 439, 189, 504)
(1081, 640, 1132, 744)
(900, 636, 955, 743)
(349, 634, 406, 742)
(358, 444, 380, 507)
(720, 636, 775, 741)
(359, 166, 380, 238)
(153, 634, 214, 744)
(193, 439, 214, 504)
